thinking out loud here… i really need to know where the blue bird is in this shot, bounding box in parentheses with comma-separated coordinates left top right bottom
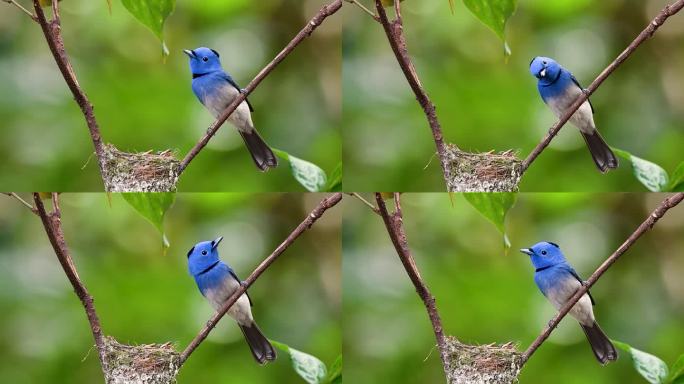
(529, 57, 618, 173)
(187, 236, 276, 364)
(520, 241, 617, 365)
(184, 47, 278, 171)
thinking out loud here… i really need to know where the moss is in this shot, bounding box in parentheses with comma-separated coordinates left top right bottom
(103, 336, 180, 384)
(444, 336, 522, 384)
(444, 145, 522, 192)
(102, 144, 180, 192)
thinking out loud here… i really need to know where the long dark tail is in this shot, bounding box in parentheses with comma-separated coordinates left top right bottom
(239, 129, 278, 171)
(239, 322, 277, 365)
(580, 321, 618, 365)
(580, 130, 618, 173)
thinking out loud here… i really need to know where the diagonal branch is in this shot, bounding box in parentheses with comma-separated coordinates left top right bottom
(33, 193, 107, 373)
(520, 192, 684, 365)
(33, 1, 107, 185)
(375, 0, 450, 188)
(178, 192, 343, 365)
(375, 193, 449, 374)
(178, 0, 343, 174)
(521, 0, 684, 172)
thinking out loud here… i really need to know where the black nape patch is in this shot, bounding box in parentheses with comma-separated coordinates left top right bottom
(548, 242, 560, 248)
(186, 246, 195, 258)
(529, 57, 536, 66)
(210, 49, 220, 58)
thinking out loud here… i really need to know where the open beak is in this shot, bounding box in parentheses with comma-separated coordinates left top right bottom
(539, 68, 546, 78)
(183, 49, 195, 58)
(520, 248, 533, 256)
(212, 236, 223, 250)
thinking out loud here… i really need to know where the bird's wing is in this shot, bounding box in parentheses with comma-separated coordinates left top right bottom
(229, 269, 253, 307)
(562, 264, 595, 305)
(221, 73, 254, 112)
(570, 74, 594, 114)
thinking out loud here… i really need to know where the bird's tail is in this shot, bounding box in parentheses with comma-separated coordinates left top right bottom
(238, 321, 277, 365)
(580, 321, 618, 365)
(239, 129, 278, 171)
(580, 130, 618, 173)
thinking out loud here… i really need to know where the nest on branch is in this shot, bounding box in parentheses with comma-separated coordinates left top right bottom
(102, 144, 180, 192)
(444, 336, 522, 384)
(444, 145, 522, 192)
(103, 336, 180, 384)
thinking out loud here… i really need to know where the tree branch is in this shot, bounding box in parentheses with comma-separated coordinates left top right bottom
(375, 0, 450, 189)
(178, 0, 343, 174)
(520, 192, 684, 365)
(33, 0, 107, 186)
(33, 193, 107, 373)
(521, 0, 684, 172)
(375, 193, 450, 374)
(178, 192, 343, 366)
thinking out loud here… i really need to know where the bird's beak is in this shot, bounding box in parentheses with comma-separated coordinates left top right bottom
(212, 236, 223, 250)
(520, 248, 533, 256)
(539, 68, 546, 78)
(183, 49, 195, 58)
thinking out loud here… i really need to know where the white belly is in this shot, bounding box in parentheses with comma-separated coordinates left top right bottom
(202, 83, 254, 133)
(545, 278, 595, 326)
(546, 87, 596, 134)
(204, 281, 254, 325)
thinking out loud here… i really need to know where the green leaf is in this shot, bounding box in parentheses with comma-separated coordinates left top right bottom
(464, 193, 516, 249)
(121, 0, 175, 56)
(667, 354, 684, 383)
(614, 340, 669, 384)
(462, 0, 517, 56)
(272, 341, 328, 384)
(273, 149, 328, 192)
(668, 162, 684, 191)
(325, 355, 342, 383)
(614, 148, 669, 192)
(122, 193, 175, 249)
(326, 163, 342, 192)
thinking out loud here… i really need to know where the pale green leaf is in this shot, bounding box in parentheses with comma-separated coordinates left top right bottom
(325, 355, 342, 383)
(273, 149, 327, 192)
(667, 354, 684, 383)
(122, 192, 175, 249)
(667, 162, 684, 192)
(614, 340, 669, 384)
(326, 163, 342, 192)
(614, 148, 669, 192)
(121, 0, 175, 56)
(462, 0, 517, 56)
(272, 341, 328, 384)
(464, 193, 516, 249)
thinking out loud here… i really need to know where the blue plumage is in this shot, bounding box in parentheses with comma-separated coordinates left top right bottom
(184, 47, 277, 171)
(529, 56, 618, 172)
(521, 241, 617, 365)
(187, 237, 276, 364)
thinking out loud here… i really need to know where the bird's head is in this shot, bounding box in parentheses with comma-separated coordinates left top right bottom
(529, 56, 561, 83)
(187, 236, 223, 276)
(520, 241, 566, 270)
(183, 47, 223, 76)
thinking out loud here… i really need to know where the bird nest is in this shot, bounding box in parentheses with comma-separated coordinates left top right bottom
(445, 145, 522, 192)
(444, 336, 522, 384)
(103, 336, 180, 384)
(102, 144, 180, 192)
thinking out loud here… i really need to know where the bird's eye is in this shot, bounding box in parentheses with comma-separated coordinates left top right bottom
(542, 61, 547, 65)
(541, 250, 547, 255)
(202, 57, 209, 62)
(201, 250, 207, 255)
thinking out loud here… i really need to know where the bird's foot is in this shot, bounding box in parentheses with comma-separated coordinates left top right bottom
(240, 280, 249, 288)
(581, 88, 591, 96)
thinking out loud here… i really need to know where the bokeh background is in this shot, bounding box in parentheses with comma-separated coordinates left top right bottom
(343, 0, 684, 191)
(343, 193, 684, 383)
(0, 193, 341, 383)
(0, 0, 340, 191)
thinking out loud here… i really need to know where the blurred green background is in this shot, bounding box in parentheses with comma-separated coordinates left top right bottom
(0, 193, 341, 383)
(343, 0, 684, 191)
(343, 193, 684, 383)
(0, 0, 341, 191)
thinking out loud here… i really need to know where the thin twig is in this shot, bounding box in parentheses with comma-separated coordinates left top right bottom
(348, 192, 380, 214)
(3, 0, 37, 20)
(375, 193, 450, 374)
(375, 0, 450, 189)
(520, 192, 684, 365)
(3, 192, 37, 213)
(33, 0, 107, 187)
(178, 0, 343, 174)
(178, 193, 343, 365)
(33, 193, 107, 373)
(345, 0, 378, 20)
(521, 0, 684, 172)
